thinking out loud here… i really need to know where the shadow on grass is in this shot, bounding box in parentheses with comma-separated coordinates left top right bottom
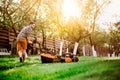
(0, 55, 17, 58)
(0, 55, 41, 71)
(0, 62, 39, 71)
(81, 59, 120, 80)
(83, 68, 120, 80)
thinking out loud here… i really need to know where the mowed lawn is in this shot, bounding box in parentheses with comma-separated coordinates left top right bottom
(0, 55, 120, 80)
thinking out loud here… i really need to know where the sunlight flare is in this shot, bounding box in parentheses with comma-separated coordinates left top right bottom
(62, 0, 81, 21)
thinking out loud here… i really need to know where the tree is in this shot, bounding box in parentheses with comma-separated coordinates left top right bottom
(79, 0, 110, 56)
(0, 0, 40, 36)
(109, 21, 120, 55)
(92, 28, 109, 47)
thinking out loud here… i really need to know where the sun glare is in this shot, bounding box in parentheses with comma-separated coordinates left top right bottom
(62, 0, 81, 21)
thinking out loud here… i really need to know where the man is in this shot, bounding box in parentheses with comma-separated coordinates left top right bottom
(17, 22, 35, 62)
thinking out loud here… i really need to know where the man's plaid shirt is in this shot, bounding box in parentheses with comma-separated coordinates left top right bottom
(17, 26, 33, 39)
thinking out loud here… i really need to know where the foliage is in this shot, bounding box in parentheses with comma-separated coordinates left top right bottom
(81, 0, 110, 46)
(109, 21, 120, 52)
(92, 28, 109, 47)
(63, 18, 86, 43)
(0, 0, 40, 36)
(0, 0, 111, 48)
(38, 0, 110, 44)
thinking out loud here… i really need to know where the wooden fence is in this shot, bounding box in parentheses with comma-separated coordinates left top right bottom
(0, 28, 109, 56)
(44, 38, 68, 54)
(0, 27, 16, 53)
(95, 46, 108, 57)
(44, 39, 109, 57)
(81, 45, 108, 57)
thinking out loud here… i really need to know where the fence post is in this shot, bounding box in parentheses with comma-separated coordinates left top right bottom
(59, 42, 63, 56)
(82, 45, 86, 56)
(73, 42, 79, 55)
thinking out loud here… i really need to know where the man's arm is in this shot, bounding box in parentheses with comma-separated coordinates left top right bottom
(26, 36, 32, 44)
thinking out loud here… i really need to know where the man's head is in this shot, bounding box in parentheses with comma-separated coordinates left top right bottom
(29, 21, 35, 29)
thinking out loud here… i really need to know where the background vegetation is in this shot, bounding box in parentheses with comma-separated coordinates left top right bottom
(0, 0, 120, 55)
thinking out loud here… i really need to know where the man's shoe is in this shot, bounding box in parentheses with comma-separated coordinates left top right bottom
(20, 57, 23, 62)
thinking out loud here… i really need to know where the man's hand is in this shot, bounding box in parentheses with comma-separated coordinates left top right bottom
(28, 41, 33, 44)
(27, 36, 32, 44)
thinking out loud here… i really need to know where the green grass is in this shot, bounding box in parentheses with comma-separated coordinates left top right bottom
(0, 55, 120, 80)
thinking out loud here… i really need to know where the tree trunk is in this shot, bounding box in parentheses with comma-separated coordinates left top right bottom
(89, 34, 97, 57)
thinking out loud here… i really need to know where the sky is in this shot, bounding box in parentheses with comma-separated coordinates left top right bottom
(13, 0, 19, 3)
(97, 0, 120, 30)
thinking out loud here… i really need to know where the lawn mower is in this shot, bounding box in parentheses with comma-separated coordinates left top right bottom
(40, 42, 79, 63)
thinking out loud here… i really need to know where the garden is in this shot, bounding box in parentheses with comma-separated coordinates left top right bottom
(0, 55, 120, 80)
